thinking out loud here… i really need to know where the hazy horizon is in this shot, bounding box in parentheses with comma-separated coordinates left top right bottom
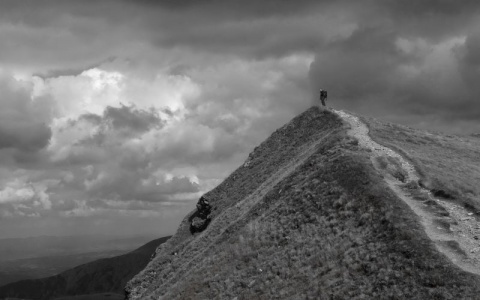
(0, 232, 161, 241)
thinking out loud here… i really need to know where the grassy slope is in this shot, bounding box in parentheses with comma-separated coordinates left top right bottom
(127, 107, 480, 299)
(0, 237, 170, 300)
(364, 116, 480, 213)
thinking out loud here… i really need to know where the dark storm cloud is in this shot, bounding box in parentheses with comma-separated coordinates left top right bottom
(308, 0, 480, 129)
(103, 105, 163, 133)
(382, 0, 480, 18)
(0, 75, 52, 153)
(72, 105, 163, 146)
(61, 107, 162, 165)
(0, 122, 51, 152)
(129, 0, 322, 16)
(310, 26, 400, 101)
(0, 0, 334, 73)
(457, 31, 480, 114)
(132, 0, 345, 59)
(79, 113, 102, 125)
(49, 105, 164, 168)
(33, 57, 117, 80)
(120, 0, 480, 124)
(0, 0, 136, 74)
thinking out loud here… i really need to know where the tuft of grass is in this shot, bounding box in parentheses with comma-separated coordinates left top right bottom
(374, 156, 408, 182)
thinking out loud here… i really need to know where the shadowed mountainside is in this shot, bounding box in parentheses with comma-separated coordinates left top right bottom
(126, 107, 480, 299)
(0, 236, 170, 300)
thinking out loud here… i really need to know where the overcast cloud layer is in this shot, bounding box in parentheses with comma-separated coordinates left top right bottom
(1, 0, 480, 238)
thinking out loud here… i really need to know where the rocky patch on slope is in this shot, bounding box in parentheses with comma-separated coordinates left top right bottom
(189, 197, 213, 234)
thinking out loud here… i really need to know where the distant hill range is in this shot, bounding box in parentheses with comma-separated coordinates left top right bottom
(0, 234, 160, 287)
(124, 107, 480, 299)
(0, 236, 170, 300)
(0, 235, 158, 262)
(0, 250, 127, 287)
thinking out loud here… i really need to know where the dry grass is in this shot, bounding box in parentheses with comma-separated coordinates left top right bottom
(364, 116, 480, 213)
(127, 107, 480, 299)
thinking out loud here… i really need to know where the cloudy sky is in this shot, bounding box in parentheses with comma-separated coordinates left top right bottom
(1, 0, 480, 238)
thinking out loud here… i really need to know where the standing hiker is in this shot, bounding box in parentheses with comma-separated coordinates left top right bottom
(320, 89, 328, 106)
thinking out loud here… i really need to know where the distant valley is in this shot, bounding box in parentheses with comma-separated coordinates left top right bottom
(0, 250, 126, 286)
(0, 236, 170, 300)
(0, 234, 158, 287)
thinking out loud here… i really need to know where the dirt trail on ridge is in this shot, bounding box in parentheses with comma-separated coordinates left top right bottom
(334, 109, 480, 276)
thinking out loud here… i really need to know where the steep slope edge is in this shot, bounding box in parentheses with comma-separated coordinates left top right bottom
(127, 107, 480, 299)
(0, 236, 170, 300)
(336, 110, 480, 275)
(359, 113, 480, 274)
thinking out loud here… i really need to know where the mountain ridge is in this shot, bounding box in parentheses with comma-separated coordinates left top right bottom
(126, 106, 480, 299)
(338, 109, 480, 275)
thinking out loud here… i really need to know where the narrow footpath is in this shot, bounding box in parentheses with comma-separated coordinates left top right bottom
(334, 109, 480, 276)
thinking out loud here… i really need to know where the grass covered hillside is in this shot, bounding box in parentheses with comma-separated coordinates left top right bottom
(365, 117, 480, 213)
(0, 236, 170, 300)
(126, 107, 480, 299)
